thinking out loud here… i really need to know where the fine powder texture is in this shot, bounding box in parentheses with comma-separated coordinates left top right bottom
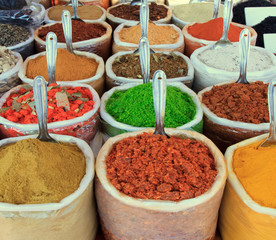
(198, 44, 274, 72)
(26, 49, 99, 81)
(188, 17, 244, 42)
(202, 82, 269, 124)
(173, 2, 224, 23)
(106, 133, 217, 201)
(233, 140, 276, 208)
(0, 139, 86, 204)
(48, 5, 103, 21)
(38, 20, 106, 43)
(119, 22, 179, 44)
(105, 83, 196, 128)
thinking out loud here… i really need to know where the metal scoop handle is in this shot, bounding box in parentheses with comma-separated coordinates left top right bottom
(140, 2, 149, 38)
(46, 32, 57, 85)
(62, 10, 74, 54)
(212, 0, 221, 19)
(139, 37, 150, 84)
(221, 0, 233, 41)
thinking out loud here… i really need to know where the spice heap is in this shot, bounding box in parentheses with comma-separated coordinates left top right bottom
(112, 53, 188, 79)
(26, 49, 98, 82)
(106, 132, 217, 201)
(198, 44, 274, 72)
(253, 17, 276, 47)
(0, 138, 85, 204)
(38, 20, 106, 43)
(202, 82, 268, 124)
(188, 18, 245, 42)
(119, 22, 179, 45)
(109, 2, 168, 21)
(173, 2, 224, 23)
(233, 140, 276, 208)
(0, 84, 95, 123)
(105, 83, 196, 127)
(0, 23, 31, 47)
(0, 46, 17, 74)
(48, 5, 103, 21)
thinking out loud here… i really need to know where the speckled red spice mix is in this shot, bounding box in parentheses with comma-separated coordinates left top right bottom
(0, 84, 95, 124)
(106, 132, 217, 201)
(202, 81, 269, 124)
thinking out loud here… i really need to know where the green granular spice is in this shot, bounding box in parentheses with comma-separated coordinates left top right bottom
(105, 83, 197, 128)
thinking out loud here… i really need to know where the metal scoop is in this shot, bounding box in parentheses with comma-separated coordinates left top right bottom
(153, 70, 169, 138)
(62, 10, 75, 54)
(46, 32, 57, 85)
(236, 29, 250, 84)
(212, 0, 234, 50)
(212, 0, 221, 19)
(72, 0, 84, 22)
(33, 76, 58, 143)
(259, 81, 276, 148)
(139, 37, 150, 84)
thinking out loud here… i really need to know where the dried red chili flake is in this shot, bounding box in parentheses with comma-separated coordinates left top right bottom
(0, 84, 94, 124)
(106, 132, 217, 202)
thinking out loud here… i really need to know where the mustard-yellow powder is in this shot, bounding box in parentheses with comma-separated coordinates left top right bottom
(0, 138, 86, 204)
(233, 140, 276, 208)
(119, 22, 179, 45)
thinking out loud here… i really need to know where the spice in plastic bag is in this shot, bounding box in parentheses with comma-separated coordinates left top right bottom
(0, 23, 31, 47)
(0, 0, 26, 10)
(253, 17, 276, 47)
(112, 52, 188, 79)
(106, 132, 217, 201)
(119, 22, 179, 44)
(233, 140, 276, 208)
(0, 83, 95, 123)
(187, 17, 245, 42)
(0, 138, 86, 204)
(0, 46, 17, 74)
(38, 20, 107, 43)
(109, 2, 168, 21)
(105, 82, 196, 128)
(202, 82, 269, 124)
(26, 49, 99, 82)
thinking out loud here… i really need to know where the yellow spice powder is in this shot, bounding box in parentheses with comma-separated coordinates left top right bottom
(233, 140, 276, 208)
(0, 139, 86, 204)
(119, 22, 179, 45)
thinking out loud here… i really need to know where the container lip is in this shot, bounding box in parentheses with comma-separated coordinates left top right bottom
(105, 50, 194, 83)
(96, 128, 227, 212)
(197, 81, 269, 131)
(0, 51, 23, 81)
(0, 134, 94, 212)
(100, 82, 203, 132)
(225, 133, 276, 216)
(0, 82, 100, 131)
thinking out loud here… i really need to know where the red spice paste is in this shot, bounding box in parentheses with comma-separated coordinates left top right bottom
(202, 82, 269, 124)
(106, 133, 217, 201)
(0, 84, 95, 124)
(38, 20, 106, 43)
(188, 17, 248, 42)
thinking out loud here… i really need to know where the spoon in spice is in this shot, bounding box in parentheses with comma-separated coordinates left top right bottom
(33, 76, 58, 143)
(62, 10, 75, 55)
(212, 0, 234, 50)
(212, 0, 221, 19)
(153, 70, 170, 138)
(46, 32, 57, 85)
(139, 37, 150, 84)
(259, 81, 276, 148)
(236, 28, 250, 84)
(71, 0, 84, 22)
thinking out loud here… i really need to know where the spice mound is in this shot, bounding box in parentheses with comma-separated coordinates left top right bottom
(0, 84, 95, 124)
(38, 20, 106, 43)
(112, 52, 188, 79)
(48, 5, 103, 21)
(198, 44, 274, 72)
(106, 83, 196, 128)
(0, 23, 31, 47)
(119, 22, 179, 45)
(0, 46, 17, 74)
(188, 17, 245, 42)
(0, 138, 86, 204)
(173, 2, 223, 23)
(233, 140, 276, 208)
(26, 49, 98, 82)
(106, 133, 217, 201)
(202, 82, 268, 124)
(109, 3, 168, 21)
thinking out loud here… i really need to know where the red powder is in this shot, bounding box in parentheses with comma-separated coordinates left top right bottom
(106, 133, 217, 202)
(188, 17, 246, 42)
